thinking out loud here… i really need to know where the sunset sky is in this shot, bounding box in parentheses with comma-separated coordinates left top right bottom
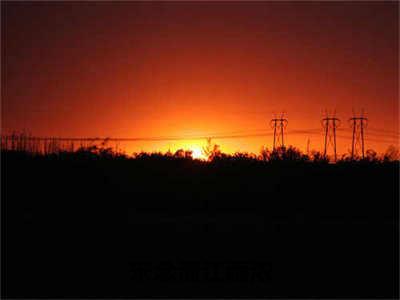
(2, 1, 398, 156)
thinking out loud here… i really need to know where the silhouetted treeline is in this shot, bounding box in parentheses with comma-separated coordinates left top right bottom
(1, 132, 399, 162)
(1, 144, 399, 298)
(1, 142, 399, 164)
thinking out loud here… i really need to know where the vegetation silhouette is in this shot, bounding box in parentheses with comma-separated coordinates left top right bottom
(1, 142, 399, 298)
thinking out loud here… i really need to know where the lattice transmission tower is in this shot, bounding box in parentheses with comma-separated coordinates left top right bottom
(349, 110, 368, 159)
(270, 113, 288, 150)
(321, 111, 341, 161)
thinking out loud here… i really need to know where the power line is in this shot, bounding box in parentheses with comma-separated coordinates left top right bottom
(367, 128, 400, 135)
(1, 121, 398, 158)
(1, 127, 397, 143)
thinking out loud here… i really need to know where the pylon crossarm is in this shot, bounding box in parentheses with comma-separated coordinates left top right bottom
(334, 118, 341, 128)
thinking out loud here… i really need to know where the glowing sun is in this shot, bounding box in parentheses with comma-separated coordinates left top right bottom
(190, 146, 207, 160)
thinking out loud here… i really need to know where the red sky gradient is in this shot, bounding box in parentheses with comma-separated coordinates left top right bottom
(2, 2, 398, 156)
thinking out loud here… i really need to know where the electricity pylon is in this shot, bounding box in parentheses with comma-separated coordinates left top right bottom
(321, 111, 341, 161)
(349, 110, 368, 159)
(270, 113, 288, 150)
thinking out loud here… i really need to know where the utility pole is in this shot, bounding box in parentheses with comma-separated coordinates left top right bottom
(270, 114, 288, 150)
(321, 112, 341, 162)
(306, 137, 310, 156)
(349, 111, 368, 160)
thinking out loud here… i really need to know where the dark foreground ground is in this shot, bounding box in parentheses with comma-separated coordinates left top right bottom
(2, 151, 399, 298)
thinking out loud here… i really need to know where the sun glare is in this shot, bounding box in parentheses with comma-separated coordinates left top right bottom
(190, 146, 207, 160)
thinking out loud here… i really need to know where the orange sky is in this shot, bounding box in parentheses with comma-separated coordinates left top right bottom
(2, 2, 399, 156)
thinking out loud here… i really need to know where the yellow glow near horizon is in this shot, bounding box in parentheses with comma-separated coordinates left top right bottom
(190, 145, 208, 160)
